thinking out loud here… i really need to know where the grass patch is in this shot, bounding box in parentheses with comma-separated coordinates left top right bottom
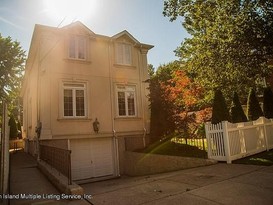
(233, 150, 273, 166)
(137, 138, 207, 159)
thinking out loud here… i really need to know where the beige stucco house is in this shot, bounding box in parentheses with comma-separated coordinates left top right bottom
(21, 21, 153, 181)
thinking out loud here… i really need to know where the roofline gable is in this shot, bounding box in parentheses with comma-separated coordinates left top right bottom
(112, 30, 153, 50)
(61, 21, 96, 37)
(112, 30, 140, 44)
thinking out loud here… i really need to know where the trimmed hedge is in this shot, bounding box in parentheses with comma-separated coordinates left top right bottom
(230, 92, 247, 123)
(263, 87, 273, 119)
(211, 90, 230, 124)
(247, 88, 263, 121)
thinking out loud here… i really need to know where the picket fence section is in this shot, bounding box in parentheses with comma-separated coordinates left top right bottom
(205, 117, 273, 163)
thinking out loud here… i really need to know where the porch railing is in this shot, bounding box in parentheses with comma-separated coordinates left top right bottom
(39, 145, 72, 185)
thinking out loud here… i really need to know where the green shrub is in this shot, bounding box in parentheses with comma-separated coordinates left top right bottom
(230, 92, 247, 123)
(211, 90, 230, 124)
(263, 87, 273, 119)
(8, 115, 18, 139)
(247, 88, 263, 121)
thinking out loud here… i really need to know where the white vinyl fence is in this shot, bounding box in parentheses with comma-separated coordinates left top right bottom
(205, 117, 273, 163)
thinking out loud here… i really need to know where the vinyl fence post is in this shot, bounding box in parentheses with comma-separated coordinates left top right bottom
(222, 121, 231, 163)
(205, 123, 212, 159)
(262, 117, 269, 151)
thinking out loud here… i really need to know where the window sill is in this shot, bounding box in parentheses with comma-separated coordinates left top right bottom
(57, 117, 92, 122)
(64, 58, 92, 64)
(114, 117, 142, 121)
(114, 64, 136, 69)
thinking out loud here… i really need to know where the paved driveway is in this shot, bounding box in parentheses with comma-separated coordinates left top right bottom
(82, 164, 273, 205)
(9, 152, 273, 205)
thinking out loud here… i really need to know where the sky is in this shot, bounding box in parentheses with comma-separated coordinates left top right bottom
(0, 0, 189, 68)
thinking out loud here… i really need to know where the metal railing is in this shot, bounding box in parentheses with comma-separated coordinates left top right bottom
(39, 144, 72, 185)
(171, 136, 207, 151)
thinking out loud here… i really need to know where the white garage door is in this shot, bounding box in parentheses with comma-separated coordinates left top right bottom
(70, 138, 115, 180)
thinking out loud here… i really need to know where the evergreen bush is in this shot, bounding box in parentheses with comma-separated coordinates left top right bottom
(247, 88, 263, 121)
(230, 92, 247, 123)
(211, 90, 230, 124)
(9, 115, 18, 139)
(263, 87, 273, 119)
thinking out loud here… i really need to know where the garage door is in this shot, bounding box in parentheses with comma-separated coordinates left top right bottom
(70, 138, 115, 180)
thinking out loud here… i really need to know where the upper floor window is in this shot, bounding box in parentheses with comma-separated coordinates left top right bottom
(68, 36, 87, 60)
(63, 83, 87, 118)
(115, 43, 132, 65)
(116, 85, 136, 117)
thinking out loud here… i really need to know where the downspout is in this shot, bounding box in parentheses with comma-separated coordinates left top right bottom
(108, 39, 120, 176)
(138, 45, 147, 148)
(36, 40, 42, 160)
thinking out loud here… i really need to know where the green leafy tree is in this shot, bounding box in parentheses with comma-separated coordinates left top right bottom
(263, 87, 273, 119)
(149, 62, 178, 142)
(163, 0, 273, 102)
(230, 92, 247, 123)
(8, 115, 18, 139)
(247, 88, 263, 121)
(211, 90, 230, 124)
(0, 34, 25, 103)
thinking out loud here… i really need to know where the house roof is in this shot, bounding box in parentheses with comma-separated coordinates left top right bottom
(61, 21, 153, 49)
(25, 21, 154, 69)
(61, 21, 96, 37)
(112, 30, 140, 44)
(112, 30, 153, 50)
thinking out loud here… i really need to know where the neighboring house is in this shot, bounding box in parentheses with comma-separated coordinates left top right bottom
(20, 21, 153, 181)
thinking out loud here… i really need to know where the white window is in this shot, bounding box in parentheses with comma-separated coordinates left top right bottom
(68, 36, 87, 60)
(115, 43, 132, 65)
(62, 83, 87, 118)
(116, 85, 136, 117)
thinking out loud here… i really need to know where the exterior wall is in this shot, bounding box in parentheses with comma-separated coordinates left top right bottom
(27, 139, 37, 157)
(40, 139, 68, 149)
(21, 23, 153, 172)
(117, 135, 150, 175)
(124, 135, 150, 151)
(22, 58, 39, 140)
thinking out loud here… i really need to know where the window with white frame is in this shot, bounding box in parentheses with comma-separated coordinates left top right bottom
(68, 35, 87, 60)
(62, 83, 86, 118)
(115, 43, 132, 65)
(116, 85, 136, 117)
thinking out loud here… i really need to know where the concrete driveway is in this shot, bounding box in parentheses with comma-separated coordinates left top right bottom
(9, 151, 273, 205)
(82, 164, 273, 205)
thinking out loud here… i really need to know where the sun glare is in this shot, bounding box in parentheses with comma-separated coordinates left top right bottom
(43, 0, 96, 24)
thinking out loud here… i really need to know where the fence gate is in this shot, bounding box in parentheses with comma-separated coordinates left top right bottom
(0, 101, 9, 201)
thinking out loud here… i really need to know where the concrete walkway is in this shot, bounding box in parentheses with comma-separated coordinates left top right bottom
(9, 151, 273, 205)
(9, 151, 90, 205)
(82, 163, 273, 205)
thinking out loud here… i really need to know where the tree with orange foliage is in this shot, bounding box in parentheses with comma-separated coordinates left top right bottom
(161, 69, 211, 140)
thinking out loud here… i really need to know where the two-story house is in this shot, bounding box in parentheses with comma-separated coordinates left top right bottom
(20, 21, 153, 181)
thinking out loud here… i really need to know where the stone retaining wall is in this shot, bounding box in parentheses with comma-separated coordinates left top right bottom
(124, 151, 217, 176)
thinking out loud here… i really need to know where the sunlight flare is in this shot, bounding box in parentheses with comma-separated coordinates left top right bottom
(43, 0, 96, 23)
